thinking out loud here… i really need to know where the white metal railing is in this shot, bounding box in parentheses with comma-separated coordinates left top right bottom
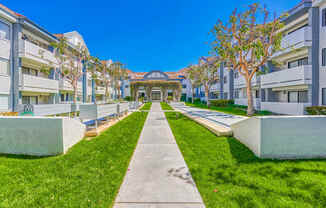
(19, 40, 57, 65)
(17, 104, 78, 116)
(20, 74, 59, 93)
(59, 79, 83, 92)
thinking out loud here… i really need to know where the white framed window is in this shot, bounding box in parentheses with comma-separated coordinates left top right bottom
(0, 59, 9, 75)
(0, 21, 10, 40)
(0, 95, 9, 111)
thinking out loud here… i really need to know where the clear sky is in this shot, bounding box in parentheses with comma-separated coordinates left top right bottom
(3, 0, 299, 72)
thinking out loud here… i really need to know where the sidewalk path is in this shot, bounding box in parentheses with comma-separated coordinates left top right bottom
(114, 102, 205, 208)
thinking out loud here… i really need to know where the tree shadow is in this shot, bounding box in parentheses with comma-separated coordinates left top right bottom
(0, 153, 56, 160)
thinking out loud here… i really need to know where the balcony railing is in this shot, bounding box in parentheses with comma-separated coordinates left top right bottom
(96, 86, 106, 95)
(19, 74, 59, 93)
(19, 40, 57, 65)
(59, 80, 83, 92)
(261, 102, 310, 115)
(273, 26, 312, 57)
(234, 74, 260, 88)
(261, 65, 312, 88)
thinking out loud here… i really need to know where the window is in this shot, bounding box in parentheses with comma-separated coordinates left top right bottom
(0, 59, 9, 75)
(288, 57, 308, 69)
(22, 96, 38, 105)
(323, 88, 326, 105)
(0, 95, 9, 111)
(0, 21, 10, 40)
(224, 92, 228, 99)
(234, 71, 239, 79)
(255, 90, 260, 99)
(234, 90, 240, 99)
(182, 85, 187, 89)
(322, 48, 326, 66)
(322, 8, 326, 27)
(288, 91, 308, 103)
(224, 76, 227, 84)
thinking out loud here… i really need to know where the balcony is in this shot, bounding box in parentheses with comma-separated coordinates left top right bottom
(235, 98, 261, 109)
(19, 74, 59, 93)
(19, 40, 57, 66)
(59, 79, 83, 93)
(273, 26, 312, 58)
(234, 74, 260, 89)
(0, 39, 10, 60)
(261, 65, 312, 89)
(261, 102, 311, 115)
(96, 86, 105, 95)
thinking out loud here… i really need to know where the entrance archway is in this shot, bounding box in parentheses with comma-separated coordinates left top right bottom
(151, 90, 161, 101)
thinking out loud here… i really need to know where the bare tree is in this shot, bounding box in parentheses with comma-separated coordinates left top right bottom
(211, 3, 286, 115)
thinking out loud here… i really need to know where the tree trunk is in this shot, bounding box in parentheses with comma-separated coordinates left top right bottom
(246, 79, 255, 116)
(73, 80, 78, 104)
(192, 87, 195, 103)
(205, 88, 210, 107)
(105, 84, 109, 103)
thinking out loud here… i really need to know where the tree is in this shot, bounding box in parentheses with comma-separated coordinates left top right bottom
(110, 62, 128, 99)
(99, 60, 113, 102)
(185, 65, 201, 103)
(52, 38, 90, 104)
(211, 3, 286, 116)
(88, 57, 103, 103)
(196, 57, 219, 107)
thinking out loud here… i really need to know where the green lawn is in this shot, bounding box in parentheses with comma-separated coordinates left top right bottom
(160, 102, 174, 110)
(0, 112, 148, 208)
(186, 102, 273, 116)
(140, 102, 152, 110)
(165, 112, 326, 208)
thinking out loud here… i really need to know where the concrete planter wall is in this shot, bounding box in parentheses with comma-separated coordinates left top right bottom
(0, 117, 86, 156)
(231, 116, 326, 159)
(79, 103, 118, 120)
(118, 102, 129, 115)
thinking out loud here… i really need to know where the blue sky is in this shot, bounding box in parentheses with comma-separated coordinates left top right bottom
(4, 0, 298, 72)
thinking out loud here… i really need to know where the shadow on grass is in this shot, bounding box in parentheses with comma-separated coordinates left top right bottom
(0, 153, 55, 160)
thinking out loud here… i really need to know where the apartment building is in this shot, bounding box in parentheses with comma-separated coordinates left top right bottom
(0, 5, 15, 112)
(192, 0, 326, 115)
(0, 4, 111, 113)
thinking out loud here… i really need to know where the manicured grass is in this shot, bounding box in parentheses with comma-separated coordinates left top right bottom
(165, 112, 326, 208)
(0, 112, 148, 208)
(140, 102, 152, 110)
(186, 102, 273, 116)
(160, 102, 174, 110)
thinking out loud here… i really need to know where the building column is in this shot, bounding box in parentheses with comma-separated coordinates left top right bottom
(92, 79, 95, 103)
(229, 70, 234, 100)
(11, 23, 22, 111)
(310, 7, 320, 106)
(82, 61, 87, 103)
(219, 62, 224, 99)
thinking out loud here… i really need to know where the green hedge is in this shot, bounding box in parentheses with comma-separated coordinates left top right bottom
(306, 106, 326, 115)
(210, 99, 234, 107)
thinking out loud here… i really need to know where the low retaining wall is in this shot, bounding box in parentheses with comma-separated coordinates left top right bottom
(0, 117, 86, 156)
(231, 116, 326, 159)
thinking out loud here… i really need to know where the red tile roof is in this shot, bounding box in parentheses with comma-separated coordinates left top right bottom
(0, 3, 24, 18)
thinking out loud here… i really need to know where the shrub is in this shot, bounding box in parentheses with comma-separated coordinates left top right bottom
(193, 98, 202, 104)
(306, 106, 326, 115)
(124, 96, 131, 101)
(167, 96, 173, 101)
(187, 97, 193, 103)
(210, 99, 234, 107)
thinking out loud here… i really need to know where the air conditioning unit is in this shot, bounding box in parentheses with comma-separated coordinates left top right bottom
(0, 31, 6, 40)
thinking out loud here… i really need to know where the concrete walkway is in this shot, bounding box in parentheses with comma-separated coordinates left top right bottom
(114, 102, 205, 208)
